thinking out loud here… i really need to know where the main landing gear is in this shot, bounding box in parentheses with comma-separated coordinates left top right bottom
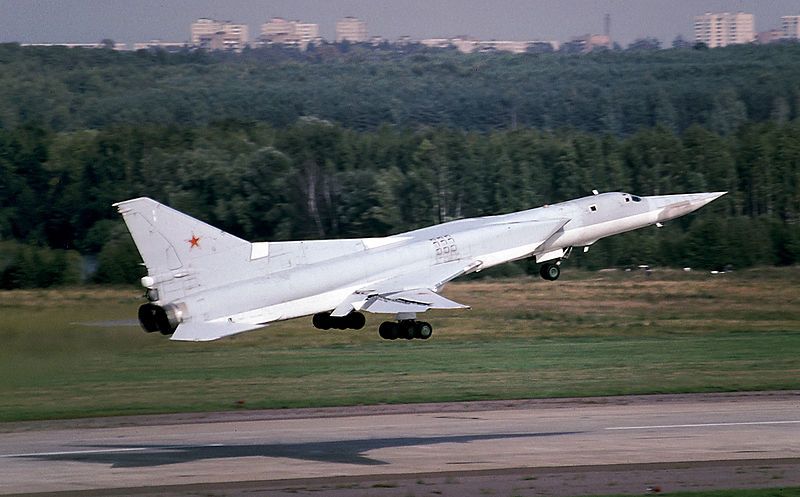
(378, 320, 433, 340)
(312, 311, 366, 330)
(312, 312, 433, 340)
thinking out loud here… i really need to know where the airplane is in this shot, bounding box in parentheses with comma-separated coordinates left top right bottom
(114, 191, 725, 342)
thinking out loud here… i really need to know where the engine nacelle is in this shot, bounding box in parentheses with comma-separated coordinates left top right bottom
(138, 303, 186, 335)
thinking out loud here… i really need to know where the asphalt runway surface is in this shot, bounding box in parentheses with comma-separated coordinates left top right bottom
(1, 392, 799, 496)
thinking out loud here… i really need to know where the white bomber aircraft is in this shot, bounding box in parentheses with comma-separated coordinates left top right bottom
(114, 191, 725, 342)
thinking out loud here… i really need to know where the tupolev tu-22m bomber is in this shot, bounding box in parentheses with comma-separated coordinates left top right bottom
(114, 191, 725, 342)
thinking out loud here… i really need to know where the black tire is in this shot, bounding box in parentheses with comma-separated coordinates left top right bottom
(414, 321, 433, 340)
(347, 312, 366, 330)
(540, 263, 560, 281)
(379, 321, 398, 340)
(312, 312, 331, 330)
(399, 321, 416, 340)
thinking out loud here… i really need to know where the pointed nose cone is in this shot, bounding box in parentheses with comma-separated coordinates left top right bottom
(688, 191, 727, 209)
(649, 192, 727, 222)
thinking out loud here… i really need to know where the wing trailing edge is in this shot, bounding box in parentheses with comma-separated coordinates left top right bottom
(358, 288, 469, 314)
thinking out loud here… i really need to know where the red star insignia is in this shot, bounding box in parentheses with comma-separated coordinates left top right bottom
(188, 234, 201, 249)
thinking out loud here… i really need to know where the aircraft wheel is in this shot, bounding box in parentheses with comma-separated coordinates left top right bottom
(540, 262, 560, 281)
(347, 312, 366, 330)
(399, 321, 416, 340)
(379, 321, 398, 340)
(312, 312, 331, 330)
(414, 321, 433, 340)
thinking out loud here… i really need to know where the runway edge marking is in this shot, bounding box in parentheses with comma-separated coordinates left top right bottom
(607, 420, 800, 430)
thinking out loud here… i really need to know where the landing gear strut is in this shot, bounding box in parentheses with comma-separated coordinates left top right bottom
(378, 320, 433, 340)
(539, 262, 560, 281)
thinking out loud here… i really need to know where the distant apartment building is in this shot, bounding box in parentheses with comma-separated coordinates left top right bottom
(259, 17, 320, 50)
(693, 12, 755, 48)
(782, 15, 800, 39)
(476, 40, 531, 53)
(756, 29, 783, 44)
(133, 40, 188, 51)
(561, 34, 611, 53)
(336, 17, 367, 43)
(191, 18, 249, 51)
(420, 37, 557, 54)
(295, 22, 321, 48)
(22, 42, 128, 50)
(420, 38, 454, 49)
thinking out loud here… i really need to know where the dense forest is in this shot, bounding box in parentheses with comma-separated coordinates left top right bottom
(2, 42, 800, 133)
(0, 43, 799, 287)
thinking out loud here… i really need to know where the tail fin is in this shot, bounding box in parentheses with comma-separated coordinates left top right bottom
(115, 197, 259, 339)
(113, 197, 249, 274)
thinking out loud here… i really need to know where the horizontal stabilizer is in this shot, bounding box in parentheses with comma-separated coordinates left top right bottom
(170, 320, 265, 342)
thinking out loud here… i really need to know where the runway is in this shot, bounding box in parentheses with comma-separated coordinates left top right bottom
(1, 392, 799, 496)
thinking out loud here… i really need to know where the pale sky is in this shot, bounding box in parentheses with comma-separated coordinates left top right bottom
(1, 0, 798, 46)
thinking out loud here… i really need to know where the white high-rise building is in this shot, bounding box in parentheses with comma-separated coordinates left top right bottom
(261, 17, 293, 40)
(694, 12, 755, 48)
(295, 23, 321, 48)
(191, 18, 249, 51)
(336, 17, 367, 43)
(782, 16, 800, 39)
(260, 17, 320, 50)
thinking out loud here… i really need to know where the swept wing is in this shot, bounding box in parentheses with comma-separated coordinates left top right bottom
(330, 218, 570, 317)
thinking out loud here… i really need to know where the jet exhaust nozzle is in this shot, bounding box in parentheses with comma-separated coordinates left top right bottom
(138, 303, 185, 335)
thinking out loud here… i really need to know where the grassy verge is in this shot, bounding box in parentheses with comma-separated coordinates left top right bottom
(1, 267, 798, 422)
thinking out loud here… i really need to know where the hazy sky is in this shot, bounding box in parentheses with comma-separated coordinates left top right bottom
(1, 0, 798, 46)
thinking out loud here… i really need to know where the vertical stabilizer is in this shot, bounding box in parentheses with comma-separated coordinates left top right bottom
(113, 197, 250, 275)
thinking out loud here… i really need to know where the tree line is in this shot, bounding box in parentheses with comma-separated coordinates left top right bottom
(1, 119, 798, 287)
(1, 42, 800, 134)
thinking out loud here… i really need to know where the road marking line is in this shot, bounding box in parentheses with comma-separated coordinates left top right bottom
(607, 420, 800, 430)
(0, 443, 228, 458)
(0, 447, 151, 458)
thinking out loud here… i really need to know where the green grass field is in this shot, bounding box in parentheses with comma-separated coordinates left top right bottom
(1, 268, 798, 422)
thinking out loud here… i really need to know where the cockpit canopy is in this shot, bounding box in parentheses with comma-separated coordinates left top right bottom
(621, 193, 643, 203)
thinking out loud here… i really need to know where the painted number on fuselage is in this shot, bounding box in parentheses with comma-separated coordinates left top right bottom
(431, 235, 458, 264)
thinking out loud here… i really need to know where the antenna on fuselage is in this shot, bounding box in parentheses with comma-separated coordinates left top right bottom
(592, 189, 599, 195)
